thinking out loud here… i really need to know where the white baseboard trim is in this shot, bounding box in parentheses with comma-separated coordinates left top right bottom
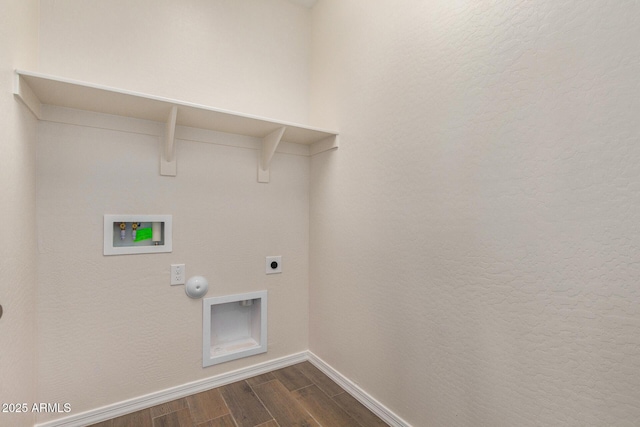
(307, 351, 412, 427)
(35, 352, 307, 427)
(35, 350, 410, 427)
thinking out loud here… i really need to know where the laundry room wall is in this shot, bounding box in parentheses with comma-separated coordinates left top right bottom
(309, 1, 640, 425)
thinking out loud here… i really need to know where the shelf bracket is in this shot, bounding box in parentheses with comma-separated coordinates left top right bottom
(310, 134, 339, 156)
(160, 105, 178, 176)
(13, 73, 42, 119)
(258, 126, 286, 183)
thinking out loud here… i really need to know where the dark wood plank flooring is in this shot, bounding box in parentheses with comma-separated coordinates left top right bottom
(88, 361, 388, 427)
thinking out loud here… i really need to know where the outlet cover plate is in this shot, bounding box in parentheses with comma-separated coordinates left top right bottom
(265, 256, 282, 274)
(171, 264, 185, 285)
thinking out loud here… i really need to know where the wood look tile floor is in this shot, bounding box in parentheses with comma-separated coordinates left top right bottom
(88, 362, 388, 427)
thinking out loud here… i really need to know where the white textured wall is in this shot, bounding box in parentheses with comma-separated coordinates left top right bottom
(39, 0, 311, 124)
(310, 1, 640, 426)
(0, 1, 39, 426)
(35, 0, 312, 422)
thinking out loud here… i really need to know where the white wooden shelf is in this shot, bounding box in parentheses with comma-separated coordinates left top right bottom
(14, 70, 338, 180)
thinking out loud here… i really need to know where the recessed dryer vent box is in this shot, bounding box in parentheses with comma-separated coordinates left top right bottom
(103, 214, 172, 255)
(202, 291, 267, 367)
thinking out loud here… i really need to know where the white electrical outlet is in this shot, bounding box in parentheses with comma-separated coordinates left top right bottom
(171, 264, 185, 285)
(265, 256, 282, 274)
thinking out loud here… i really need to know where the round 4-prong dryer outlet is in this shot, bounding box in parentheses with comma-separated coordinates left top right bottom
(265, 256, 282, 274)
